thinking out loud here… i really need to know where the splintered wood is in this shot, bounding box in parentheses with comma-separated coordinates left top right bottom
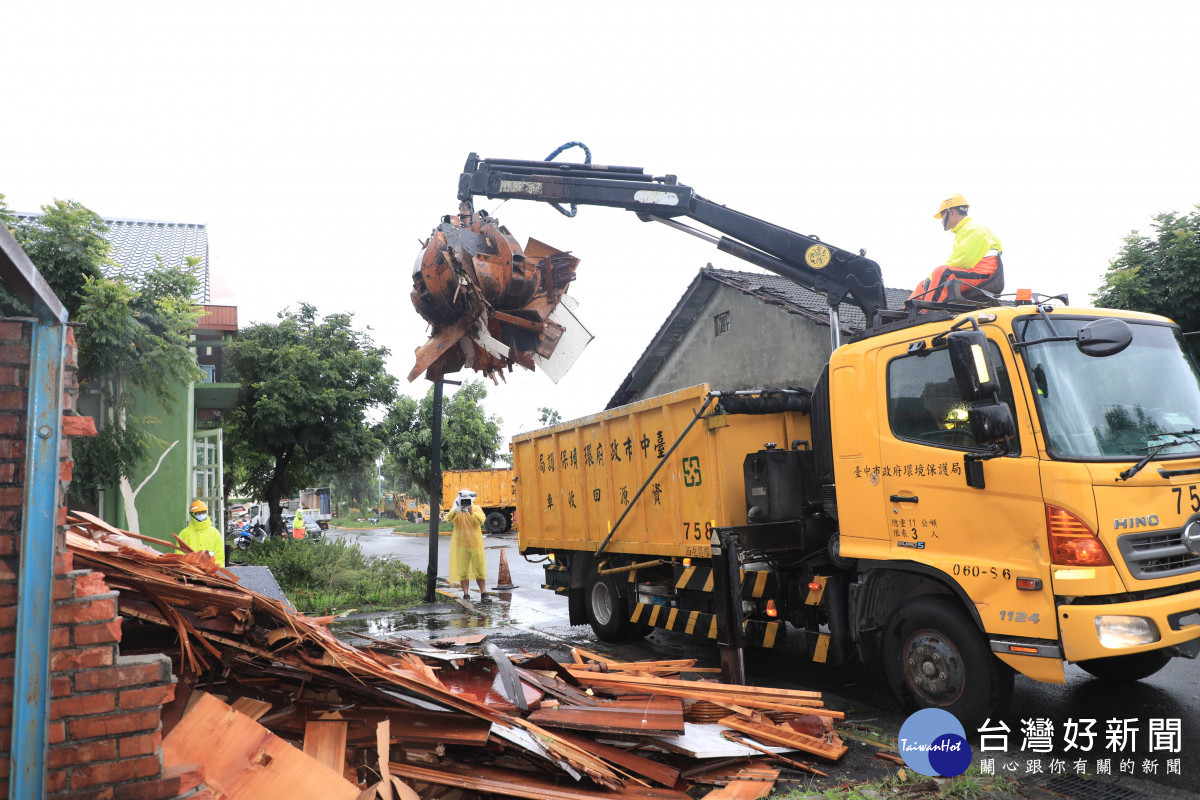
(66, 515, 851, 799)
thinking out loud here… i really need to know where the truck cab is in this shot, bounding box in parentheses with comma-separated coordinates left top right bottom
(830, 304, 1200, 723)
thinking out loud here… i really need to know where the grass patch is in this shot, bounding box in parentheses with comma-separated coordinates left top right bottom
(775, 764, 1017, 799)
(230, 537, 425, 615)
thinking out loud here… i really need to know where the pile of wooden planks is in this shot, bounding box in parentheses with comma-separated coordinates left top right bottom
(65, 515, 853, 799)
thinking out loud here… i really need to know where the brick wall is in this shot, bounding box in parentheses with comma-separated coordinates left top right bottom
(0, 321, 206, 799)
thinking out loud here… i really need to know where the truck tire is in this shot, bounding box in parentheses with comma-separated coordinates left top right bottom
(882, 595, 1012, 730)
(585, 569, 648, 643)
(1076, 650, 1171, 682)
(485, 511, 508, 534)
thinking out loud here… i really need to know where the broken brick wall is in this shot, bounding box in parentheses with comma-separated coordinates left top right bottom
(0, 321, 200, 799)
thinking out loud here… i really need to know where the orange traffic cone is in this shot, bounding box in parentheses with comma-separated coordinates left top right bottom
(493, 549, 517, 590)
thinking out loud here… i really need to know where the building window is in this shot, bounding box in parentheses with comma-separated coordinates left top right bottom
(714, 312, 731, 336)
(200, 364, 216, 383)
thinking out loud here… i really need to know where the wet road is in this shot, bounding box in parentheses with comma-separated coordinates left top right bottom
(325, 526, 1200, 795)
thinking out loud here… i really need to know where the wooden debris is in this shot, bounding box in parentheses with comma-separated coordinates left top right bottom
(66, 515, 852, 799)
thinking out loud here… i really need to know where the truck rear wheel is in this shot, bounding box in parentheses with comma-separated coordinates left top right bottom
(485, 511, 509, 534)
(585, 569, 648, 643)
(882, 595, 1012, 730)
(1076, 650, 1171, 682)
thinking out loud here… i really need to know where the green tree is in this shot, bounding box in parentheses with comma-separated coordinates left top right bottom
(1093, 207, 1200, 333)
(383, 380, 503, 499)
(226, 304, 396, 533)
(538, 406, 563, 426)
(6, 199, 111, 316)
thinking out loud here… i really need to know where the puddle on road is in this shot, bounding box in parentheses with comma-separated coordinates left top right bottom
(333, 592, 522, 642)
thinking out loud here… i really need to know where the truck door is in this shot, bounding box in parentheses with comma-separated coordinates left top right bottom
(876, 332, 1055, 644)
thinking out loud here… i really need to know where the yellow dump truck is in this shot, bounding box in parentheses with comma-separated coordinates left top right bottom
(442, 468, 517, 533)
(381, 493, 431, 522)
(515, 308, 1200, 729)
(458, 152, 1200, 728)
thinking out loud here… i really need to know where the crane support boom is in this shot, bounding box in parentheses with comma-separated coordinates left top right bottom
(457, 153, 889, 329)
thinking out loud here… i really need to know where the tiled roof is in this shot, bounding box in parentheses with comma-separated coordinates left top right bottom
(606, 266, 910, 409)
(706, 267, 911, 331)
(15, 213, 209, 303)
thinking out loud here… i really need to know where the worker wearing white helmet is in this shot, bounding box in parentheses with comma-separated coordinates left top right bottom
(910, 194, 1004, 304)
(446, 489, 488, 601)
(176, 499, 225, 567)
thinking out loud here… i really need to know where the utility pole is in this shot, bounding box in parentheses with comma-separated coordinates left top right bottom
(425, 378, 460, 602)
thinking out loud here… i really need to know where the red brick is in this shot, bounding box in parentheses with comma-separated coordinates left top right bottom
(50, 676, 71, 698)
(53, 595, 116, 625)
(0, 606, 14, 629)
(73, 618, 122, 647)
(0, 464, 16, 483)
(0, 392, 25, 411)
(0, 440, 23, 460)
(0, 322, 25, 341)
(117, 730, 162, 759)
(51, 627, 70, 649)
(51, 645, 115, 672)
(0, 367, 21, 387)
(74, 658, 169, 693)
(56, 788, 115, 800)
(72, 755, 161, 789)
(119, 684, 175, 711)
(0, 487, 23, 508)
(0, 415, 21, 435)
(47, 739, 117, 769)
(0, 560, 14, 581)
(74, 571, 111, 599)
(62, 415, 98, 437)
(68, 710, 159, 741)
(51, 691, 116, 719)
(116, 763, 205, 800)
(46, 768, 67, 793)
(47, 721, 65, 745)
(0, 346, 29, 366)
(58, 460, 73, 482)
(0, 632, 12, 655)
(0, 530, 14, 550)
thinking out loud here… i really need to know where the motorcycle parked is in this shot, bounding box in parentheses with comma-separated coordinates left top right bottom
(233, 520, 269, 550)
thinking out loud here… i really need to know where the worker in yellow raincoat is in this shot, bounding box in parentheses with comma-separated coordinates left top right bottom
(292, 507, 306, 540)
(177, 499, 225, 567)
(910, 194, 1004, 304)
(446, 489, 487, 600)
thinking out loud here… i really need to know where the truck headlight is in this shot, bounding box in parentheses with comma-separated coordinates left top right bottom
(1095, 615, 1159, 648)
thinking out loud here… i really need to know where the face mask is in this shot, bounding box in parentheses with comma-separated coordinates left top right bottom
(192, 512, 208, 522)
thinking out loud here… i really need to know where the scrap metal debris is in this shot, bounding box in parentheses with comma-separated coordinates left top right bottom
(409, 208, 588, 384)
(66, 515, 850, 799)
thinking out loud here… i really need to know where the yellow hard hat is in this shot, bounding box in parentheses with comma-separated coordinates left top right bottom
(934, 194, 969, 218)
(189, 499, 208, 514)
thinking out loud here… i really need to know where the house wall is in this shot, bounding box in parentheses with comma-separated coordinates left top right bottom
(638, 283, 833, 399)
(119, 382, 195, 545)
(0, 320, 203, 799)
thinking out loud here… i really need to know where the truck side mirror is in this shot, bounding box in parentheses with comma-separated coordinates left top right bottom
(947, 330, 999, 401)
(968, 402, 1016, 443)
(1076, 318, 1133, 357)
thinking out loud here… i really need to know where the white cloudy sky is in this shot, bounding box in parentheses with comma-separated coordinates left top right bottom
(5, 1, 1199, 445)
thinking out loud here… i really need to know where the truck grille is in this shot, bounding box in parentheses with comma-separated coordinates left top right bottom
(1117, 528, 1200, 579)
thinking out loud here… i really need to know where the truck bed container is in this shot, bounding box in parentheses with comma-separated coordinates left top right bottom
(514, 384, 811, 559)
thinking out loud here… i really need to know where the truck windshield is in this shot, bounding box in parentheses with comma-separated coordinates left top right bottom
(1016, 317, 1200, 461)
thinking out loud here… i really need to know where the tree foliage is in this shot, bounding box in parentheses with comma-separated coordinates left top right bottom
(1093, 208, 1200, 333)
(226, 304, 396, 532)
(538, 406, 563, 426)
(5, 199, 112, 316)
(383, 380, 503, 500)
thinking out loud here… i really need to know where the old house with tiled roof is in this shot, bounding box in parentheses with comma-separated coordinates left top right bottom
(607, 266, 909, 409)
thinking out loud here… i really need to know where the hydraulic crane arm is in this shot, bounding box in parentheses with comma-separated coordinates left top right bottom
(457, 153, 890, 330)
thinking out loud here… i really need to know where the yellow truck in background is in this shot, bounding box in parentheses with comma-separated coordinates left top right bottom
(443, 468, 517, 533)
(381, 492, 431, 523)
(515, 308, 1200, 729)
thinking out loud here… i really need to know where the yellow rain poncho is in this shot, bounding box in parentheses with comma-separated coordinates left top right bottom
(447, 505, 487, 582)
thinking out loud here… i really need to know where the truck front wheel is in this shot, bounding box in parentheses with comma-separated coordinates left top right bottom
(585, 569, 648, 643)
(882, 595, 1012, 730)
(1076, 650, 1171, 682)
